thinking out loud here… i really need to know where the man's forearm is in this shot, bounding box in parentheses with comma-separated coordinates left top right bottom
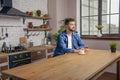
(74, 49, 80, 53)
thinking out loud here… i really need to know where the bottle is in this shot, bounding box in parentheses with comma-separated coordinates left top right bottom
(29, 40, 33, 48)
(44, 37, 47, 45)
(1, 42, 6, 52)
(9, 44, 12, 53)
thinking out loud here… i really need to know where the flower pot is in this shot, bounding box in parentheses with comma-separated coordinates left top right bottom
(36, 10, 41, 16)
(28, 22, 33, 28)
(48, 41, 51, 45)
(110, 48, 116, 53)
(29, 12, 33, 16)
(97, 30, 102, 37)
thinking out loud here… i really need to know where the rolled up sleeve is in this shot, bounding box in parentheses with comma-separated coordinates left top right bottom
(76, 34, 85, 49)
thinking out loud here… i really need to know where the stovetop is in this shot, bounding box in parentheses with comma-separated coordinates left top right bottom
(1, 46, 27, 53)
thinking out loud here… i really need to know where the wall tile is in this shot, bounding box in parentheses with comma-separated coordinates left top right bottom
(0, 0, 48, 50)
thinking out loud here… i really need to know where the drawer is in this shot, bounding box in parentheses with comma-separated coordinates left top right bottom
(32, 50, 46, 61)
(0, 57, 7, 64)
(47, 49, 54, 53)
(1, 75, 17, 80)
(0, 66, 8, 71)
(1, 75, 8, 80)
(9, 52, 31, 61)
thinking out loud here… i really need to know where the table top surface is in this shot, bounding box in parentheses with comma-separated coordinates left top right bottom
(2, 49, 120, 80)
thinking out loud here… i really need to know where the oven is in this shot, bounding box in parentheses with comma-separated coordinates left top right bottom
(9, 52, 31, 68)
(8, 52, 31, 80)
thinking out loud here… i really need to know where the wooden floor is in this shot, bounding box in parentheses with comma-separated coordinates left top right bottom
(97, 72, 116, 80)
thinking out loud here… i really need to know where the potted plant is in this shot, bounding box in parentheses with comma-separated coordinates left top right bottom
(47, 33, 52, 45)
(95, 25, 104, 37)
(28, 22, 33, 28)
(29, 11, 33, 16)
(53, 33, 59, 42)
(109, 41, 117, 53)
(96, 25, 104, 30)
(36, 10, 41, 16)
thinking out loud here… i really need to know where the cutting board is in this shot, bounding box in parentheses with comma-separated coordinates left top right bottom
(19, 37, 28, 48)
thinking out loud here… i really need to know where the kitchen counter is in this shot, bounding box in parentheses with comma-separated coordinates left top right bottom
(28, 45, 55, 52)
(2, 49, 120, 80)
(0, 45, 55, 57)
(0, 51, 30, 57)
(0, 53, 7, 57)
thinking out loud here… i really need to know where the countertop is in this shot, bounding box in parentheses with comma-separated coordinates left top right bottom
(28, 45, 55, 52)
(0, 45, 55, 57)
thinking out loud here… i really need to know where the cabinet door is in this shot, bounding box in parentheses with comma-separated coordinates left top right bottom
(31, 50, 46, 61)
(0, 66, 8, 80)
(1, 75, 8, 80)
(1, 66, 8, 71)
(0, 57, 8, 80)
(0, 57, 7, 64)
(48, 49, 54, 53)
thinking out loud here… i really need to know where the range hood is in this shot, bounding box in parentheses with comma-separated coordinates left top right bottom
(0, 0, 29, 17)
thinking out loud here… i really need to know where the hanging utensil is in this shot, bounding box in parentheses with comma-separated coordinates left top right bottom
(1, 27, 3, 36)
(5, 28, 8, 37)
(1, 27, 5, 40)
(30, 31, 33, 36)
(32, 32, 36, 36)
(36, 32, 40, 36)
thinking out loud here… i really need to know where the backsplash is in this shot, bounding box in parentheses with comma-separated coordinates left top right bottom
(0, 26, 46, 50)
(0, 0, 48, 51)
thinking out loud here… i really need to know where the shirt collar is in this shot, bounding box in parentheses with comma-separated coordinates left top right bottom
(62, 30, 76, 36)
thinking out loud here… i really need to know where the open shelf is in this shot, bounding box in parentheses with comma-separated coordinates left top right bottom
(30, 16, 50, 19)
(23, 28, 52, 31)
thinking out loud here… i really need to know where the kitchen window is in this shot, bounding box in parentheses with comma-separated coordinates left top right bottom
(80, 0, 120, 37)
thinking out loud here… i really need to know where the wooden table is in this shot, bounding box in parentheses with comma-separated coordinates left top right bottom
(2, 49, 120, 80)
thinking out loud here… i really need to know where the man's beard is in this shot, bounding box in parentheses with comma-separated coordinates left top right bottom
(69, 28, 75, 32)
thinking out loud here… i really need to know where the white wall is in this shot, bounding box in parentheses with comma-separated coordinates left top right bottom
(83, 39, 120, 50)
(48, 0, 69, 33)
(13, 0, 47, 14)
(48, 0, 77, 33)
(56, 0, 68, 30)
(48, 0, 57, 33)
(0, 0, 48, 50)
(76, 0, 80, 34)
(68, 0, 76, 19)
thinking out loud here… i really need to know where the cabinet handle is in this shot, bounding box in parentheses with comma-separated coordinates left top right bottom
(12, 58, 31, 63)
(37, 51, 41, 55)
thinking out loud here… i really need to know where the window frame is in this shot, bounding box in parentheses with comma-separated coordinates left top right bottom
(80, 0, 120, 37)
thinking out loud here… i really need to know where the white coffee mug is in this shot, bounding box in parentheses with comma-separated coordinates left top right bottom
(79, 49, 85, 54)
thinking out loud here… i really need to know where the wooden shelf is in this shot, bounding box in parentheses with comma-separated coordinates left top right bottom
(30, 16, 50, 19)
(24, 28, 52, 31)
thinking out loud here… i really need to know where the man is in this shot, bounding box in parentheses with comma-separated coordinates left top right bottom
(53, 18, 85, 57)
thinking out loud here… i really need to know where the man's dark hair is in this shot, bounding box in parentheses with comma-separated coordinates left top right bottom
(64, 18, 75, 25)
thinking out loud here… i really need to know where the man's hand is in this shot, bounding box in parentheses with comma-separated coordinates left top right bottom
(74, 50, 80, 53)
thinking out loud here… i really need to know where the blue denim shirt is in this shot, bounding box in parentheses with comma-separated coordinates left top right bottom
(53, 31, 84, 56)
